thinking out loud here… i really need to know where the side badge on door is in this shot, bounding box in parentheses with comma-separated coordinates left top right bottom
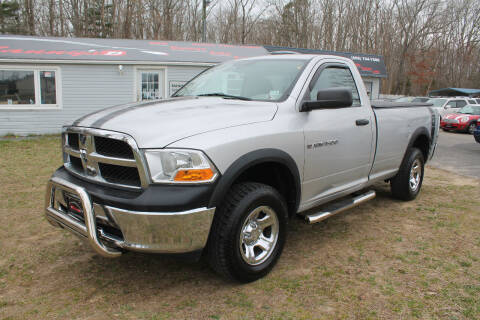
(307, 139, 339, 149)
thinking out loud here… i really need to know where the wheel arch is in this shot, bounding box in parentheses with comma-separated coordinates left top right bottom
(467, 120, 477, 133)
(406, 127, 431, 162)
(208, 148, 301, 216)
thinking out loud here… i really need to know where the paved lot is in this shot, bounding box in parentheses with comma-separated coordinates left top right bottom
(429, 130, 480, 178)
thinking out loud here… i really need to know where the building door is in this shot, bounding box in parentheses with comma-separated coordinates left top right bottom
(137, 69, 165, 101)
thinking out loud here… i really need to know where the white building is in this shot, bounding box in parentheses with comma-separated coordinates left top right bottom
(0, 36, 387, 136)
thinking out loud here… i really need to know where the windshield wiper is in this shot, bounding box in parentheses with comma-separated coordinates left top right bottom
(197, 93, 252, 101)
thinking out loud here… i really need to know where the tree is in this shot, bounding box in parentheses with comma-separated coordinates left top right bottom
(0, 0, 23, 34)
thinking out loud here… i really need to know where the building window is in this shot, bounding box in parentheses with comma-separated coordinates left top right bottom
(40, 71, 56, 104)
(0, 67, 60, 109)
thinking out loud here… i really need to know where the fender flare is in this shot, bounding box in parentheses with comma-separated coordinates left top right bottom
(403, 126, 431, 161)
(208, 148, 301, 213)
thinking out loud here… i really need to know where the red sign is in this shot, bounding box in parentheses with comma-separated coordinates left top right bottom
(0, 46, 126, 57)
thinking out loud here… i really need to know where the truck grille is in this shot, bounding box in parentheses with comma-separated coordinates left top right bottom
(94, 136, 135, 159)
(67, 133, 80, 150)
(99, 163, 141, 186)
(63, 127, 147, 189)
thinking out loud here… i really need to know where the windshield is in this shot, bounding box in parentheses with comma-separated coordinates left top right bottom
(458, 105, 480, 115)
(173, 59, 309, 101)
(427, 98, 447, 108)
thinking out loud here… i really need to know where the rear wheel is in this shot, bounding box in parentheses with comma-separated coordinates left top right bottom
(390, 148, 424, 201)
(207, 182, 287, 282)
(467, 122, 476, 134)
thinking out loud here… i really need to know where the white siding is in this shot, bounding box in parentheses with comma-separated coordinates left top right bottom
(362, 77, 380, 100)
(166, 65, 206, 96)
(0, 63, 206, 136)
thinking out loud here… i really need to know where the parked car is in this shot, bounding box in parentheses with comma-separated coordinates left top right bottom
(412, 97, 430, 103)
(427, 97, 477, 117)
(395, 96, 415, 102)
(395, 96, 432, 103)
(474, 122, 480, 143)
(45, 55, 439, 282)
(440, 104, 480, 134)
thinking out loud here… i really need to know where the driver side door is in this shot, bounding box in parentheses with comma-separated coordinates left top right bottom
(301, 63, 375, 208)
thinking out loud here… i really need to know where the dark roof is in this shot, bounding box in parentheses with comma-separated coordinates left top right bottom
(265, 45, 387, 78)
(428, 88, 480, 97)
(0, 36, 388, 78)
(0, 35, 268, 63)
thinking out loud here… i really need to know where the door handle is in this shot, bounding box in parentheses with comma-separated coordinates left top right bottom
(356, 119, 369, 126)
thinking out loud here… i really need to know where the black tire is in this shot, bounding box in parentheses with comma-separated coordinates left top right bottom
(207, 182, 287, 283)
(467, 122, 476, 134)
(390, 147, 425, 201)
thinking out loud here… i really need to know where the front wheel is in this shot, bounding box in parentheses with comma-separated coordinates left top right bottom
(467, 122, 476, 134)
(207, 182, 287, 282)
(390, 148, 425, 201)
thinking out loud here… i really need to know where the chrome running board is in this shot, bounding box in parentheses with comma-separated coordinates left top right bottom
(304, 190, 376, 224)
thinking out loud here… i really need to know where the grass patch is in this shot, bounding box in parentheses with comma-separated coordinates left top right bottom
(0, 137, 479, 319)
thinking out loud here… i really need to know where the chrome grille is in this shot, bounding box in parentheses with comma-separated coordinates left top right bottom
(94, 136, 135, 159)
(67, 133, 80, 150)
(63, 127, 148, 189)
(99, 163, 141, 186)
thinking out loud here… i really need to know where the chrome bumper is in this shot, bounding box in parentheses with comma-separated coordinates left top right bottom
(45, 177, 215, 257)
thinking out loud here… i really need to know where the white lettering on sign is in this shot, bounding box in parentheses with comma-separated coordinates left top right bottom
(350, 55, 380, 63)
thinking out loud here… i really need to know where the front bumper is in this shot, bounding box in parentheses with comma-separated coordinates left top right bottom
(440, 122, 466, 131)
(45, 176, 215, 257)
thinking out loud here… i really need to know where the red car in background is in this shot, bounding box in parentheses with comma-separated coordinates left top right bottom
(440, 104, 480, 134)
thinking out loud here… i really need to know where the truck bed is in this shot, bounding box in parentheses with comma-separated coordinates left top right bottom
(369, 101, 435, 181)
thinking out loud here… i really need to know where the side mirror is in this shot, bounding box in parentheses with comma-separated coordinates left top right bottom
(444, 105, 450, 109)
(300, 87, 353, 112)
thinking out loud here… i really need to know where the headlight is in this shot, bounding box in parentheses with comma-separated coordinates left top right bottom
(459, 116, 469, 123)
(144, 149, 218, 183)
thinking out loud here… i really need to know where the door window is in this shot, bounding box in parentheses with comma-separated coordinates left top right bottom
(446, 101, 456, 108)
(455, 100, 467, 108)
(307, 66, 361, 106)
(137, 70, 164, 101)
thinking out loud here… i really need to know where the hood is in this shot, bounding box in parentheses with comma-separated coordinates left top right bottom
(442, 113, 460, 119)
(443, 113, 471, 120)
(73, 97, 278, 148)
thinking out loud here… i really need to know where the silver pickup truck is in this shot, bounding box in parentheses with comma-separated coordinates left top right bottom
(45, 54, 439, 282)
